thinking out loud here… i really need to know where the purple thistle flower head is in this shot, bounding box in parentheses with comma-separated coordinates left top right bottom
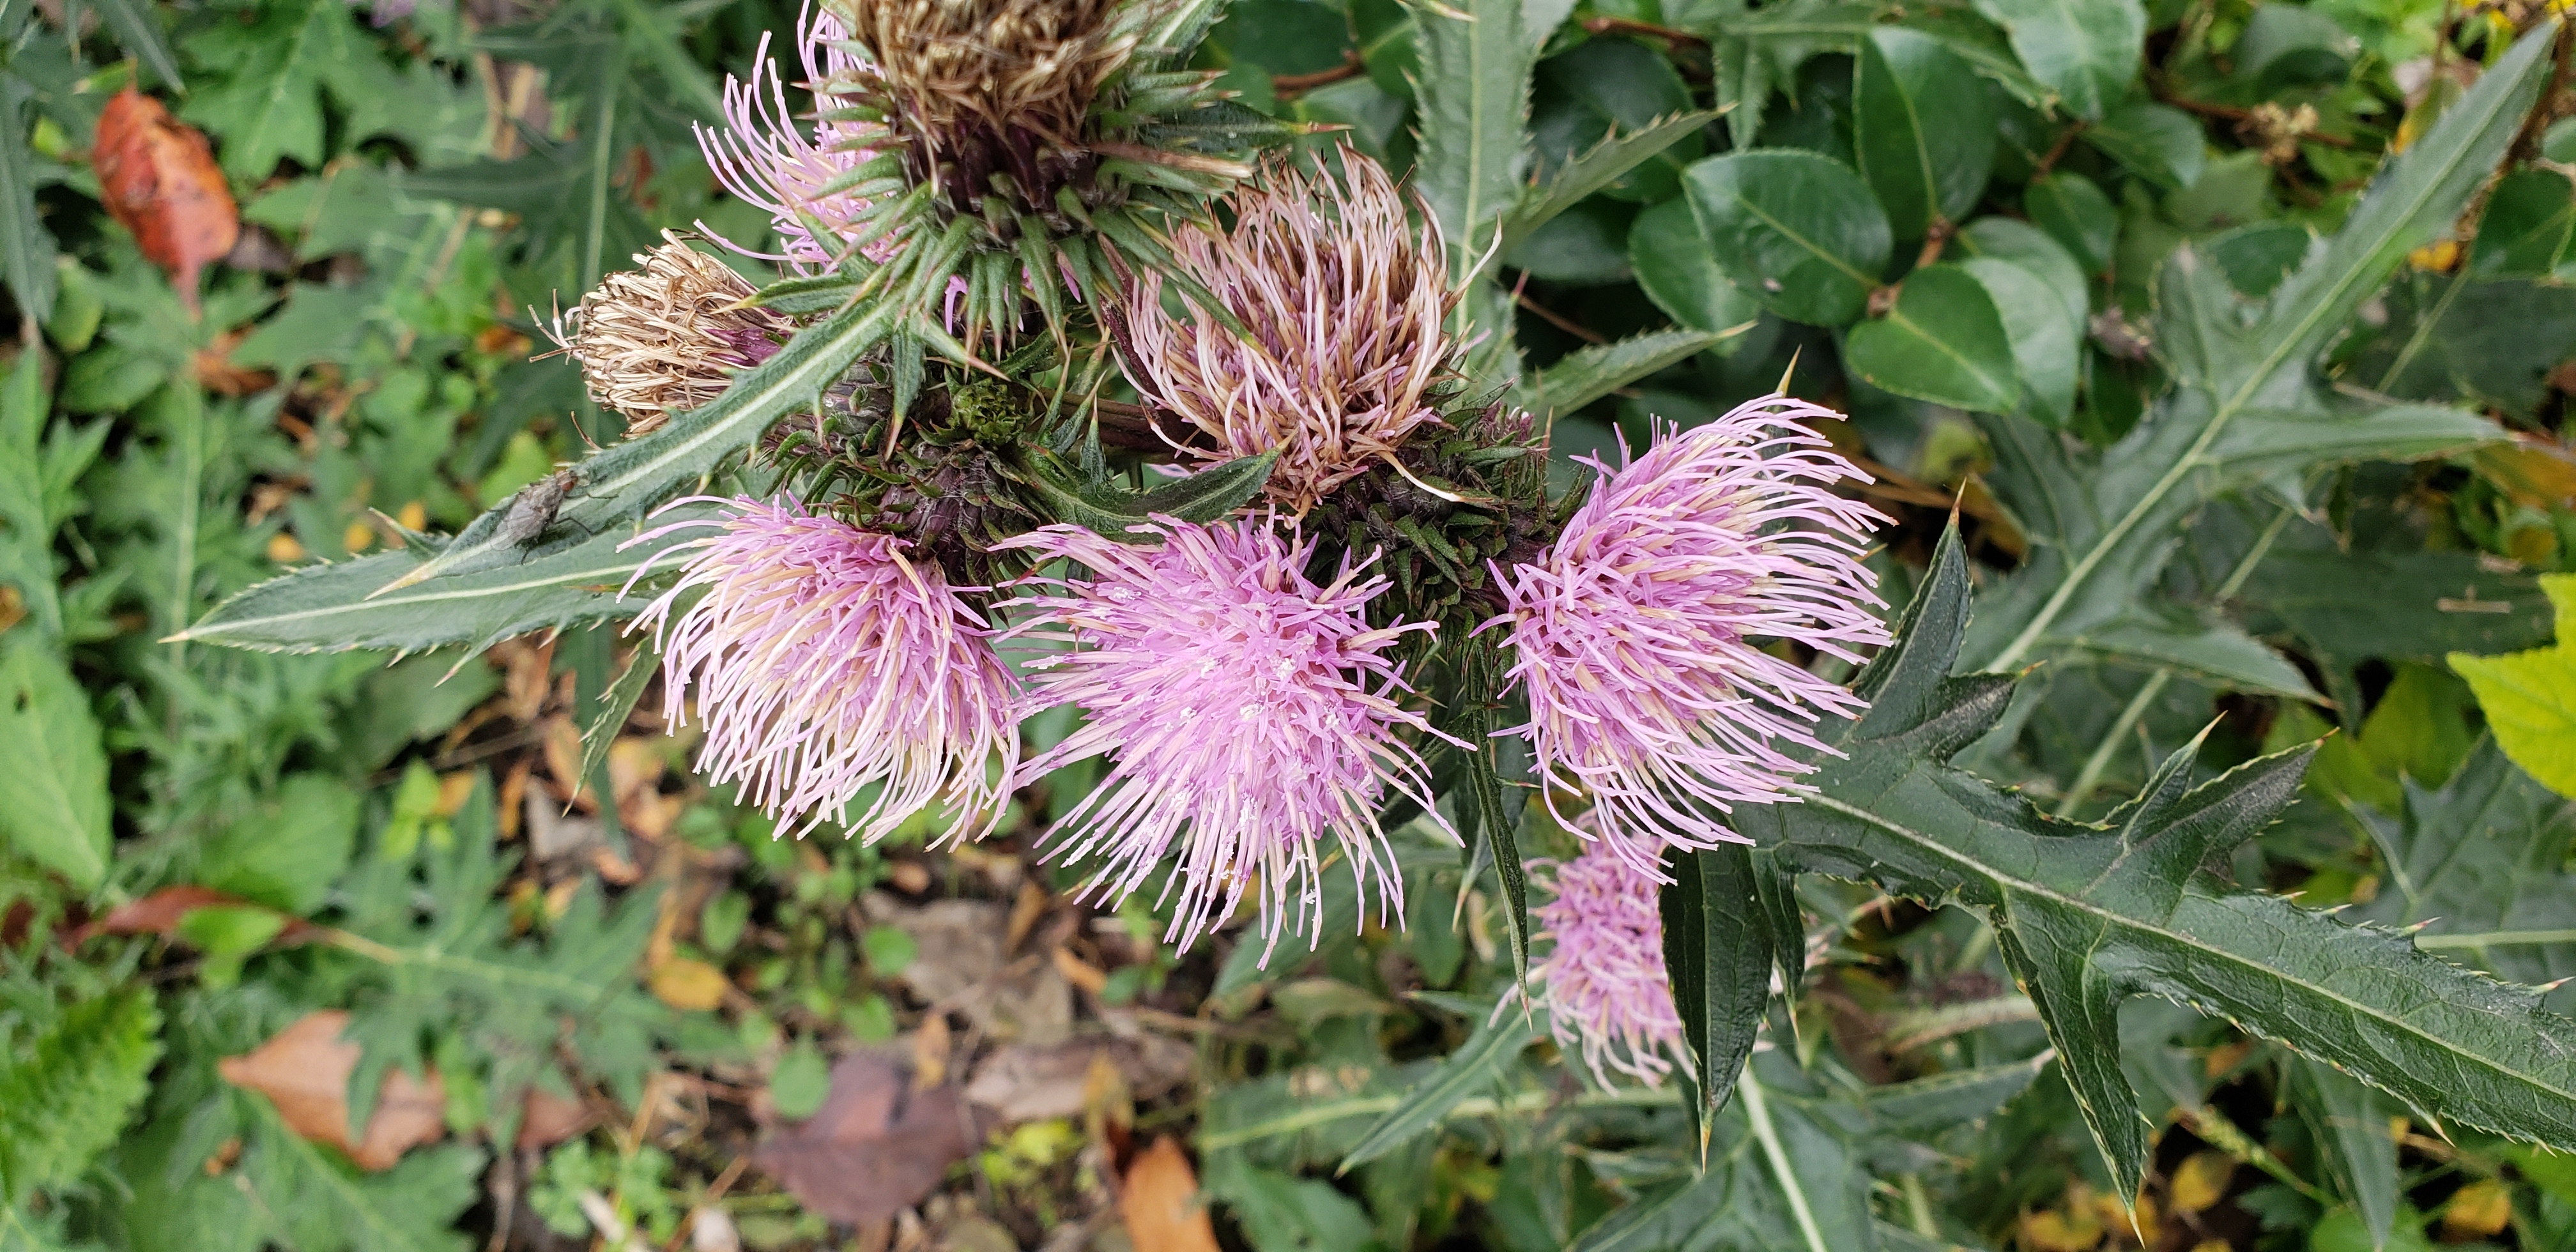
(626, 498, 1020, 844)
(1527, 841, 1684, 1087)
(1490, 394, 1892, 878)
(696, 4, 895, 271)
(996, 516, 1452, 960)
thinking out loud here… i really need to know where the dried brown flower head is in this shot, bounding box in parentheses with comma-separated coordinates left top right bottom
(836, 0, 1144, 217)
(544, 235, 788, 436)
(1119, 151, 1460, 514)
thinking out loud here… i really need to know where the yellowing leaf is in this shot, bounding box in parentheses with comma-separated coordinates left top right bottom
(2168, 1150, 2235, 1214)
(648, 958, 730, 1012)
(2443, 1177, 2513, 1239)
(2016, 1205, 2103, 1251)
(2451, 574, 2576, 799)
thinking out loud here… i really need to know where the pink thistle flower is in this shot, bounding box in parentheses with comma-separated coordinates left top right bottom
(1489, 395, 1892, 878)
(1525, 841, 1684, 1087)
(696, 5, 896, 271)
(1117, 151, 1457, 514)
(996, 516, 1452, 959)
(625, 498, 1019, 843)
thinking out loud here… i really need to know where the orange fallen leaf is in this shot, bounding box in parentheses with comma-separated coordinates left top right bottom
(649, 957, 730, 1012)
(218, 1011, 445, 1170)
(2444, 1178, 2514, 1239)
(1120, 1136, 1220, 1252)
(93, 89, 238, 316)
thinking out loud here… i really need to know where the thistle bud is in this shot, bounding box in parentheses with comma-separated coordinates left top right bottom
(546, 236, 789, 436)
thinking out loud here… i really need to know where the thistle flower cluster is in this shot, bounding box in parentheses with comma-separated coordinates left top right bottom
(548, 0, 1894, 1058)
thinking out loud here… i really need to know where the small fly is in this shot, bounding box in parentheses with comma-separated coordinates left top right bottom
(498, 468, 579, 546)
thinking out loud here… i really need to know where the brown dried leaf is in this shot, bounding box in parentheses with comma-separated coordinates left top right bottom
(516, 1085, 594, 1152)
(1119, 1137, 1219, 1252)
(753, 1053, 977, 1225)
(93, 89, 238, 314)
(68, 885, 321, 947)
(965, 1036, 1194, 1126)
(218, 1011, 445, 1171)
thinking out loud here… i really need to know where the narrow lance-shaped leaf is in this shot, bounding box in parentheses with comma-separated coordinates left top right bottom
(174, 501, 722, 653)
(1535, 328, 1738, 421)
(181, 298, 899, 650)
(1501, 112, 1721, 248)
(1337, 1010, 1537, 1172)
(1660, 844, 1774, 1134)
(1735, 523, 2576, 1201)
(1017, 447, 1279, 538)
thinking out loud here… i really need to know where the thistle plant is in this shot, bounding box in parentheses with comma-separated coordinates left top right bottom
(179, 1, 2576, 1221)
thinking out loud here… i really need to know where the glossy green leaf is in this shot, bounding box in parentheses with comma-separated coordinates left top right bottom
(2473, 169, 2576, 278)
(1958, 256, 2078, 424)
(1844, 264, 2020, 413)
(1629, 197, 1763, 335)
(1853, 28, 1996, 240)
(2026, 171, 2120, 273)
(1968, 0, 2143, 121)
(1685, 150, 1893, 326)
(2084, 100, 2205, 190)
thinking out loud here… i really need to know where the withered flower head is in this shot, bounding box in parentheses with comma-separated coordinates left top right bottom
(848, 0, 1139, 205)
(544, 235, 788, 436)
(779, 0, 1273, 351)
(1119, 151, 1459, 514)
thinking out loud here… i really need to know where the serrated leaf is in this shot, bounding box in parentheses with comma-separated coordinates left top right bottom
(1660, 844, 1773, 1129)
(1503, 112, 1718, 248)
(574, 637, 661, 809)
(1408, 0, 1532, 280)
(1018, 447, 1278, 538)
(1535, 327, 1735, 420)
(1738, 524, 2576, 1201)
(0, 79, 56, 328)
(0, 988, 160, 1204)
(186, 295, 897, 648)
(180, 0, 374, 179)
(1965, 23, 2552, 674)
(1337, 1011, 1536, 1171)
(174, 501, 717, 653)
(0, 640, 111, 889)
(2356, 737, 2576, 986)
